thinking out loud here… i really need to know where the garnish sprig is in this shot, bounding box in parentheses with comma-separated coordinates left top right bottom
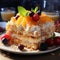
(18, 6, 29, 16)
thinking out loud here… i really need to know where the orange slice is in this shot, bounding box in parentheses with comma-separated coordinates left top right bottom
(39, 15, 53, 24)
(21, 17, 27, 27)
(16, 16, 23, 26)
(25, 16, 37, 26)
(16, 16, 37, 27)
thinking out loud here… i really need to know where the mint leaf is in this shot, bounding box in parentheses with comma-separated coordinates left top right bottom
(31, 8, 34, 12)
(51, 33, 55, 39)
(34, 6, 38, 12)
(18, 6, 28, 16)
(31, 6, 38, 13)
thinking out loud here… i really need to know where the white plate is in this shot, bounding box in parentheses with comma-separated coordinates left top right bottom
(0, 32, 60, 55)
(0, 22, 7, 28)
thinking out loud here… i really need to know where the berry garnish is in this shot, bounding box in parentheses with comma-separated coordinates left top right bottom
(32, 13, 39, 22)
(18, 44, 24, 51)
(39, 43, 48, 51)
(54, 37, 60, 45)
(46, 38, 54, 47)
(37, 10, 41, 15)
(29, 12, 34, 17)
(2, 38, 9, 46)
(0, 34, 11, 40)
(15, 15, 20, 20)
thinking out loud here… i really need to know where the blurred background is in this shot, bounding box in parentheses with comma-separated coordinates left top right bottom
(0, 0, 60, 19)
(0, 0, 60, 34)
(0, 0, 60, 11)
(0, 0, 43, 21)
(0, 0, 60, 21)
(0, 0, 43, 12)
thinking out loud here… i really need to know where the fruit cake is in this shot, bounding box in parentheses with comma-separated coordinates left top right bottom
(1, 6, 55, 50)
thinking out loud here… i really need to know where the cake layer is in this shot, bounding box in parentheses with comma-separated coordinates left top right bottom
(10, 34, 42, 49)
(6, 12, 55, 50)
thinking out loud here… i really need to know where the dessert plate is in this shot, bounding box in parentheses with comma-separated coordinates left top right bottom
(0, 32, 60, 55)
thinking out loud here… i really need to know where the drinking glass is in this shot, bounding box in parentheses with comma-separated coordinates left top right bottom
(42, 0, 59, 22)
(1, 7, 16, 21)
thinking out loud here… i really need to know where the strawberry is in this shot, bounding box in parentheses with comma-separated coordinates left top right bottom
(54, 37, 60, 45)
(32, 13, 39, 22)
(0, 34, 11, 40)
(46, 38, 54, 47)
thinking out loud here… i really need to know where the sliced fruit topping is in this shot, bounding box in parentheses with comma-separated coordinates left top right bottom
(46, 38, 54, 47)
(54, 37, 60, 45)
(39, 43, 48, 51)
(18, 44, 25, 51)
(21, 18, 27, 27)
(16, 16, 24, 26)
(25, 16, 37, 25)
(0, 34, 11, 40)
(16, 6, 41, 26)
(32, 13, 39, 22)
(39, 15, 53, 24)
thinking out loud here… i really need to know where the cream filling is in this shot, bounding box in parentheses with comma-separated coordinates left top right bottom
(12, 34, 42, 43)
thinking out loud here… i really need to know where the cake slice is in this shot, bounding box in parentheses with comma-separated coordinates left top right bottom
(5, 7, 55, 50)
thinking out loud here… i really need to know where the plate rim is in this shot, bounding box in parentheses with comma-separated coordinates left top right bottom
(0, 46, 60, 55)
(0, 32, 60, 55)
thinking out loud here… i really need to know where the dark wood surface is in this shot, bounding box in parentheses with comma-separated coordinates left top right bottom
(0, 49, 60, 60)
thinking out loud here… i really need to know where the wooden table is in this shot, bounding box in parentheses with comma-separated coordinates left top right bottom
(0, 49, 60, 60)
